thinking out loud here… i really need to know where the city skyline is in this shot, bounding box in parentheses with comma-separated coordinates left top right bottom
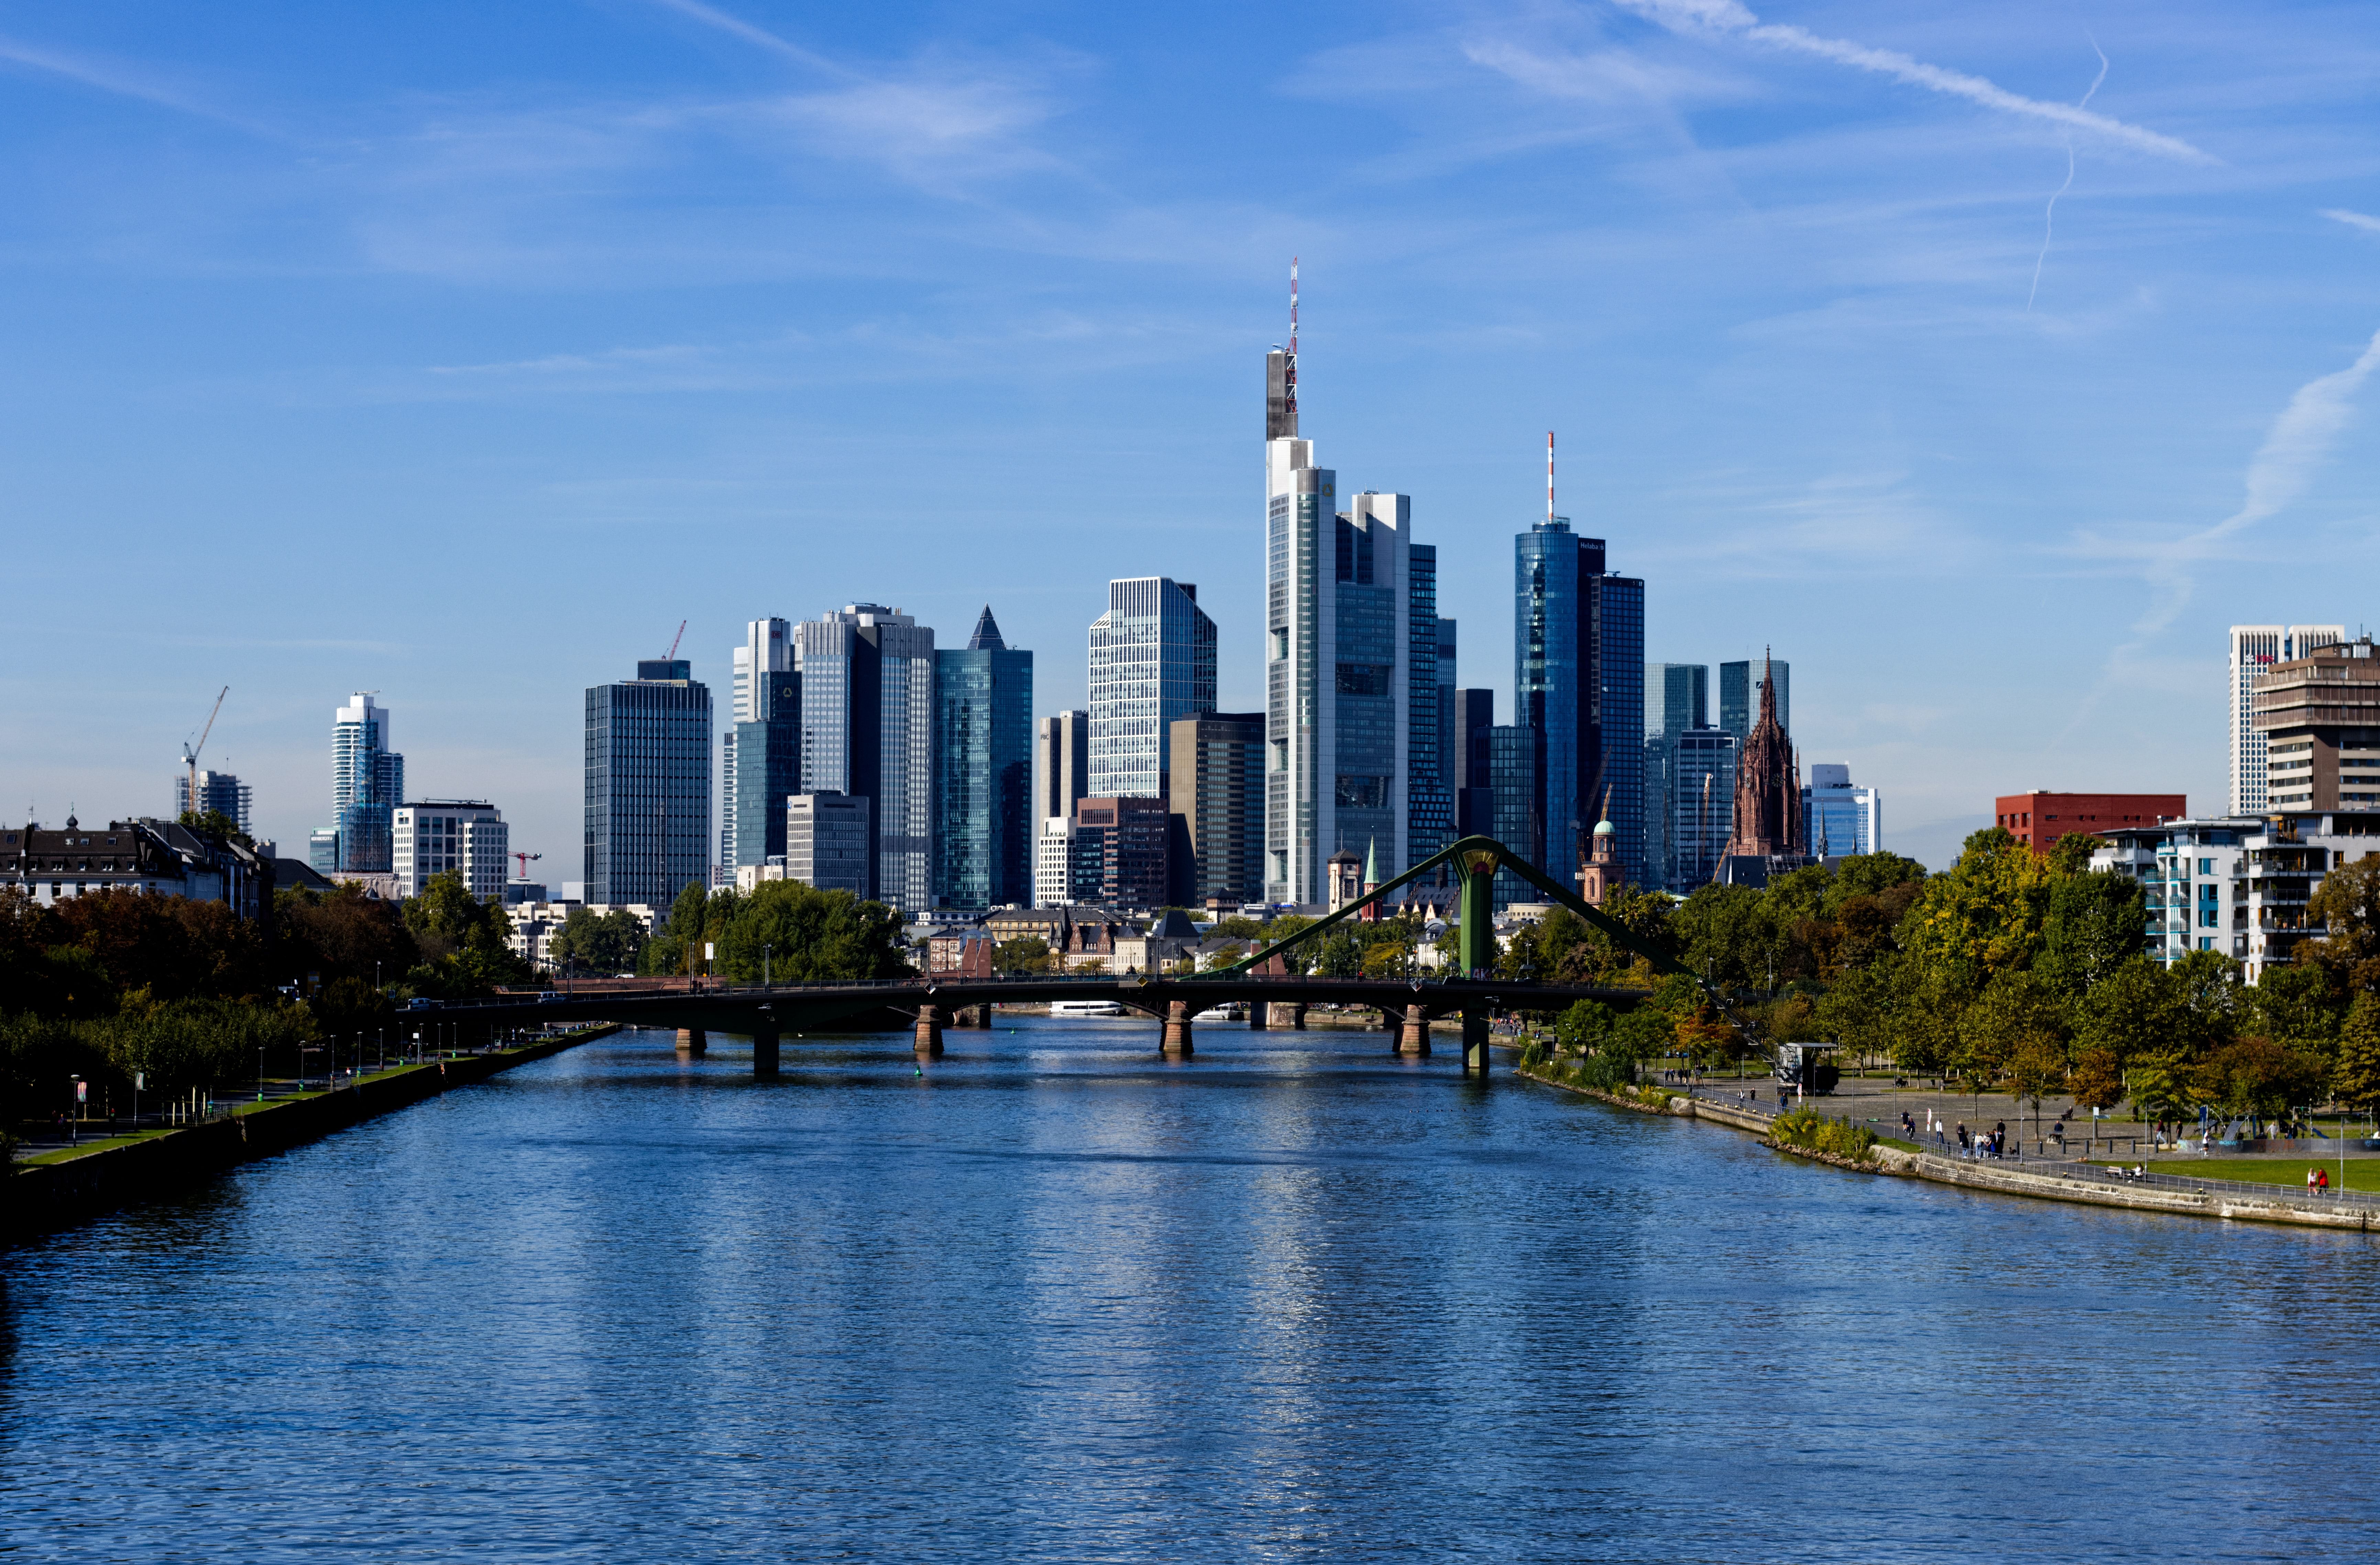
(6, 1, 2377, 874)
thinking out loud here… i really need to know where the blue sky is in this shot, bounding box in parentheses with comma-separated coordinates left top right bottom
(2, 0, 2376, 873)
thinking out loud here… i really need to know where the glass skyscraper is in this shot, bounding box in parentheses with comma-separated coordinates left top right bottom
(1263, 337, 1442, 907)
(1515, 524, 1645, 888)
(584, 659, 712, 908)
(933, 606, 1033, 910)
(329, 692, 403, 873)
(1088, 577, 1215, 802)
(721, 618, 792, 881)
(1720, 660, 1790, 741)
(793, 605, 937, 912)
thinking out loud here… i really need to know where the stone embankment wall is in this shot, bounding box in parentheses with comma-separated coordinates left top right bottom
(6, 1025, 619, 1248)
(1520, 1066, 2377, 1232)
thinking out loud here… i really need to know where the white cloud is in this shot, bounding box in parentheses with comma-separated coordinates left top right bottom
(1607, 0, 2214, 163)
(2324, 208, 2380, 235)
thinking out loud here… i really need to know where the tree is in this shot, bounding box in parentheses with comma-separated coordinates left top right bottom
(2003, 1034, 2069, 1144)
(550, 907, 648, 975)
(2166, 950, 2243, 1061)
(2334, 993, 2380, 1115)
(716, 881, 910, 982)
(1955, 969, 2066, 1099)
(1209, 915, 1269, 943)
(1897, 827, 2053, 995)
(2195, 1035, 2327, 1128)
(2068, 1046, 2125, 1113)
(2070, 957, 2176, 1068)
(2037, 869, 2148, 997)
(399, 872, 535, 997)
(994, 937, 1054, 975)
(1812, 961, 1894, 1068)
(2305, 851, 2380, 990)
(2249, 963, 2346, 1051)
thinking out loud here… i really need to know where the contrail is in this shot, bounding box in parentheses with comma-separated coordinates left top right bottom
(2027, 37, 2109, 312)
(1612, 0, 2212, 163)
(2056, 324, 2380, 739)
(644, 0, 859, 80)
(2325, 209, 2380, 235)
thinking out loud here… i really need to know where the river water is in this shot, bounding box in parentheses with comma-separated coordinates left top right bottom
(6, 1019, 2378, 1562)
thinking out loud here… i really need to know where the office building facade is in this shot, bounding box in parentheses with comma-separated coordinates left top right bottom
(721, 618, 794, 881)
(584, 658, 712, 908)
(1994, 791, 2186, 855)
(1170, 711, 1266, 905)
(1720, 660, 1790, 742)
(175, 770, 253, 835)
(327, 693, 404, 874)
(1483, 725, 1545, 909)
(1070, 796, 1170, 911)
(1802, 764, 1882, 858)
(1657, 727, 1738, 891)
(933, 606, 1034, 910)
(785, 791, 872, 897)
(394, 800, 508, 900)
(2249, 634, 2380, 811)
(1515, 521, 1646, 891)
(793, 605, 937, 911)
(2232, 624, 2349, 813)
(1035, 710, 1089, 834)
(1088, 577, 1216, 801)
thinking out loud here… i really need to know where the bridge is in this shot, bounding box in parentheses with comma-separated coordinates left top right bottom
(407, 835, 1714, 1077)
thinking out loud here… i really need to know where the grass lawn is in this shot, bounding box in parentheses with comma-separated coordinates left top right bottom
(2099, 1157, 2380, 1194)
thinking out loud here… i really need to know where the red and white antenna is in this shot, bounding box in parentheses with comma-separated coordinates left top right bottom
(1286, 256, 1300, 423)
(1546, 430, 1556, 526)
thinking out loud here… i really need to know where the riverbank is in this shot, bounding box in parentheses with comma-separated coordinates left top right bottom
(4, 1024, 620, 1248)
(1517, 1063, 2380, 1232)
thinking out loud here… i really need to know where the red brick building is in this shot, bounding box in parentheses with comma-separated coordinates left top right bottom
(1994, 792, 2186, 855)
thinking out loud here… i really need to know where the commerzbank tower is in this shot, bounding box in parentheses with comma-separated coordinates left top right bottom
(1263, 262, 1454, 908)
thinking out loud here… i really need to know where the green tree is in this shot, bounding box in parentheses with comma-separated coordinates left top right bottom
(2333, 993, 2380, 1113)
(550, 907, 649, 975)
(2166, 950, 2243, 1060)
(1209, 915, 1268, 943)
(1669, 883, 1775, 991)
(2070, 957, 2176, 1068)
(1955, 969, 2067, 1098)
(400, 872, 535, 997)
(994, 937, 1054, 975)
(1897, 827, 2053, 996)
(2195, 1035, 2327, 1127)
(2068, 1046, 2125, 1113)
(2037, 868, 2148, 997)
(2249, 964, 2346, 1050)
(2304, 851, 2380, 991)
(716, 880, 911, 982)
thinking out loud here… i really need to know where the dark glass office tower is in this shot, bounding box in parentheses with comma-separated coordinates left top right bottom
(1720, 660, 1789, 741)
(733, 663, 801, 875)
(1515, 524, 1645, 887)
(585, 658, 712, 907)
(933, 607, 1034, 910)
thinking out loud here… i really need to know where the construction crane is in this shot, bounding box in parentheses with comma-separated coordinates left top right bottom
(663, 620, 686, 662)
(182, 687, 228, 824)
(511, 851, 543, 882)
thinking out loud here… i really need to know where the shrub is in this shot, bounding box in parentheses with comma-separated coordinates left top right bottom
(1772, 1105, 1876, 1162)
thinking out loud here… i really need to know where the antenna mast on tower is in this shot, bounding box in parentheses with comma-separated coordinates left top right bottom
(1286, 257, 1299, 426)
(1547, 431, 1556, 526)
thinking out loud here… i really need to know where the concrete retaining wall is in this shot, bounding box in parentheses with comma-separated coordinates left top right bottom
(5, 1025, 619, 1249)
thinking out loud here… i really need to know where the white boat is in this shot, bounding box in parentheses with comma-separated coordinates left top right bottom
(1047, 999, 1128, 1018)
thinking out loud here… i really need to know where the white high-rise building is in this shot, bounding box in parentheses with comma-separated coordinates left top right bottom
(2230, 624, 2345, 813)
(394, 800, 507, 899)
(1034, 711, 1089, 834)
(720, 618, 793, 882)
(327, 693, 404, 873)
(1088, 578, 1216, 802)
(1262, 307, 1434, 906)
(792, 605, 936, 912)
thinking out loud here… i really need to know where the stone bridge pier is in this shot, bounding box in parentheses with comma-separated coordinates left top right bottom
(1162, 1001, 1194, 1057)
(1398, 1004, 1432, 1057)
(913, 1005, 945, 1058)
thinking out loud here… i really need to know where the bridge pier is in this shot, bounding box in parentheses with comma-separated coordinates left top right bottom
(1246, 998, 1268, 1030)
(1399, 1004, 1432, 1057)
(1267, 1002, 1306, 1030)
(958, 1004, 992, 1029)
(753, 1025, 780, 1078)
(913, 1005, 945, 1057)
(1462, 1009, 1490, 1075)
(1162, 1001, 1195, 1057)
(676, 1028, 707, 1055)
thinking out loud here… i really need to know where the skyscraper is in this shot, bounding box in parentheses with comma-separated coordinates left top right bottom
(1514, 450, 1646, 889)
(1034, 711, 1089, 834)
(1088, 577, 1216, 801)
(2230, 624, 2345, 813)
(1263, 286, 1438, 905)
(394, 800, 507, 899)
(793, 605, 936, 911)
(1170, 711, 1266, 905)
(1660, 728, 1737, 890)
(934, 606, 1033, 910)
(1452, 689, 1494, 837)
(1720, 660, 1790, 742)
(1643, 663, 1711, 893)
(329, 693, 403, 873)
(174, 770, 252, 835)
(1803, 764, 1882, 857)
(1406, 546, 1453, 876)
(721, 618, 792, 881)
(584, 658, 712, 908)
(732, 664, 801, 879)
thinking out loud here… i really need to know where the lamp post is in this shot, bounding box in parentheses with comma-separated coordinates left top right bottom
(764, 944, 772, 990)
(69, 1075, 83, 1144)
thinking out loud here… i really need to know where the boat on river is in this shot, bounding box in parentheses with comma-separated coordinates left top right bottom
(1047, 999, 1128, 1018)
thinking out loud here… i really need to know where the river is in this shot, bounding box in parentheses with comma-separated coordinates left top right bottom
(6, 1018, 2378, 1561)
